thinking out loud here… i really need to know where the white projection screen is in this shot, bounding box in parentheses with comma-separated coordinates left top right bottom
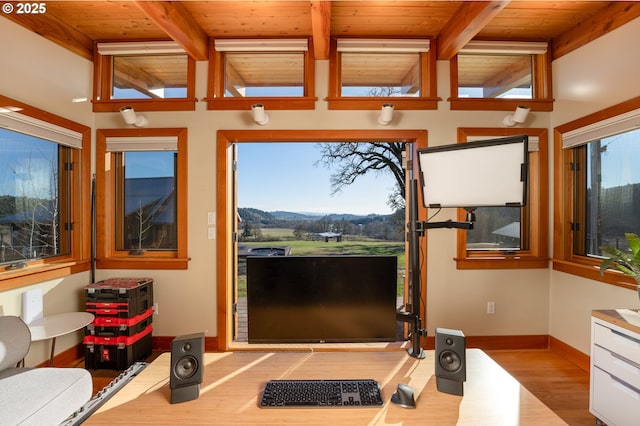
(417, 135, 528, 208)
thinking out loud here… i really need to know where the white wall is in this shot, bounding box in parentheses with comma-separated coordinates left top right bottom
(2, 16, 637, 364)
(0, 19, 95, 364)
(549, 17, 640, 355)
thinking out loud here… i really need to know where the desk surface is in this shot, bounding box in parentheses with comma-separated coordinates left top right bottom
(28, 311, 94, 341)
(87, 349, 566, 425)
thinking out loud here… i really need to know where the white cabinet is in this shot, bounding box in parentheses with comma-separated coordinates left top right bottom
(590, 311, 640, 426)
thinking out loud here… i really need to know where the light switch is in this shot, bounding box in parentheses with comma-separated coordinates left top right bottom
(208, 227, 216, 240)
(207, 212, 216, 225)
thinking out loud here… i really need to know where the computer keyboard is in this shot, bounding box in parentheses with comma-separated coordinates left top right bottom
(259, 379, 384, 408)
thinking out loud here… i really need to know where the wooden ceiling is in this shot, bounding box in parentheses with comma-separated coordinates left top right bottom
(4, 1, 639, 97)
(5, 1, 639, 62)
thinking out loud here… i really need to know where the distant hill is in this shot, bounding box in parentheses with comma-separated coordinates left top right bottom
(238, 207, 389, 226)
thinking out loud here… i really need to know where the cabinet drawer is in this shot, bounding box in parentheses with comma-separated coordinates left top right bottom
(593, 345, 640, 390)
(593, 322, 640, 365)
(592, 366, 640, 426)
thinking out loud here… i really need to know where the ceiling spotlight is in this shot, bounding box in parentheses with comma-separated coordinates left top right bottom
(378, 103, 394, 126)
(503, 106, 530, 127)
(251, 104, 269, 125)
(119, 106, 148, 127)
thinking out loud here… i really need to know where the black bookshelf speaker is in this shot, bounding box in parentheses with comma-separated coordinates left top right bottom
(170, 332, 205, 404)
(435, 328, 466, 396)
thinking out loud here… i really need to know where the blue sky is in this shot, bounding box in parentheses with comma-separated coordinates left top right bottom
(237, 143, 396, 215)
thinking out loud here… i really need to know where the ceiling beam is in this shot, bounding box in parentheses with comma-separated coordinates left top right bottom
(3, 13, 93, 61)
(310, 1, 331, 60)
(134, 1, 209, 61)
(436, 1, 510, 60)
(552, 1, 640, 60)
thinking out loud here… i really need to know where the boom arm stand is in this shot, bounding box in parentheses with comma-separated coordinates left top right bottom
(398, 217, 473, 359)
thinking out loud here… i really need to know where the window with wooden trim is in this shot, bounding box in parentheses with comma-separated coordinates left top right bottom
(327, 38, 439, 110)
(449, 41, 553, 112)
(455, 128, 549, 269)
(96, 128, 189, 270)
(92, 41, 197, 113)
(553, 98, 640, 288)
(0, 95, 91, 290)
(206, 38, 317, 110)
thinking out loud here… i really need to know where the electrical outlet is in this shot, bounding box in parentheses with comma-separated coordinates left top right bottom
(153, 302, 159, 315)
(487, 301, 495, 314)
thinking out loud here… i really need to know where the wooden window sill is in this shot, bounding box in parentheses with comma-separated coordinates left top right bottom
(0, 260, 91, 291)
(204, 97, 317, 110)
(552, 258, 637, 291)
(456, 256, 549, 270)
(96, 257, 191, 270)
(325, 97, 440, 110)
(448, 98, 554, 112)
(92, 99, 198, 113)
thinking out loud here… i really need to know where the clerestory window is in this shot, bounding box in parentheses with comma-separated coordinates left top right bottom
(206, 38, 316, 110)
(92, 41, 197, 113)
(327, 38, 439, 110)
(450, 41, 553, 113)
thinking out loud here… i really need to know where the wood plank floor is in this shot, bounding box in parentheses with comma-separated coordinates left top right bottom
(70, 349, 594, 425)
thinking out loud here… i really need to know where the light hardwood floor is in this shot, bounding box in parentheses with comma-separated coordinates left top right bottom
(73, 349, 594, 425)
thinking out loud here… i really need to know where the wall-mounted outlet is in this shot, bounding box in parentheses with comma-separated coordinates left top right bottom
(487, 301, 495, 314)
(153, 302, 159, 315)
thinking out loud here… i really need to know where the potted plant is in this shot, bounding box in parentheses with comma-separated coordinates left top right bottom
(599, 232, 640, 302)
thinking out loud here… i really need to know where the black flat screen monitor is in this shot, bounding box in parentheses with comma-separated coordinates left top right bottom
(417, 135, 528, 208)
(247, 255, 398, 343)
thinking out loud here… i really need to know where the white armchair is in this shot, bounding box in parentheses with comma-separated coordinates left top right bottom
(0, 315, 92, 425)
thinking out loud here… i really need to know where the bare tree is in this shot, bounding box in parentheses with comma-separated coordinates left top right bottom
(133, 201, 154, 251)
(315, 142, 406, 210)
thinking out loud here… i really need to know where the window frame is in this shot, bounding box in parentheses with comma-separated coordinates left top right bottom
(0, 95, 91, 291)
(455, 128, 549, 269)
(449, 48, 554, 113)
(553, 97, 640, 290)
(206, 38, 317, 110)
(326, 37, 440, 110)
(92, 44, 197, 113)
(95, 128, 189, 270)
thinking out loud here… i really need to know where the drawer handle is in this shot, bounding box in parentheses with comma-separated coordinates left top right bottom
(610, 351, 640, 369)
(611, 328, 640, 345)
(609, 373, 640, 398)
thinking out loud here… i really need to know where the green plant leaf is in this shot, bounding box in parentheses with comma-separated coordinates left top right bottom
(599, 233, 640, 284)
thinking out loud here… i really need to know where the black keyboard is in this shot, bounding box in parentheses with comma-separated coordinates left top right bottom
(259, 379, 384, 408)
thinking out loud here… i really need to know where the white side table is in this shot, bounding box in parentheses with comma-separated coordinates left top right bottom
(28, 312, 94, 366)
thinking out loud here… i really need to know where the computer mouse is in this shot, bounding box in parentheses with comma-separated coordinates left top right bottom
(390, 383, 416, 409)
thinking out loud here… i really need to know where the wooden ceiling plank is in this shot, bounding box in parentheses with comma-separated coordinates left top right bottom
(437, 1, 510, 60)
(3, 12, 94, 61)
(310, 1, 331, 60)
(552, 1, 640, 60)
(134, 1, 209, 61)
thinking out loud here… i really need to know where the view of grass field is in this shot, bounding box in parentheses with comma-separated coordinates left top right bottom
(237, 230, 405, 297)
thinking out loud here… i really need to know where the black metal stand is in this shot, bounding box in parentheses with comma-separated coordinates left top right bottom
(397, 180, 473, 359)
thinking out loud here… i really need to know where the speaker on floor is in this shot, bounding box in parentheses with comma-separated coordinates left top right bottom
(435, 328, 466, 396)
(170, 332, 205, 404)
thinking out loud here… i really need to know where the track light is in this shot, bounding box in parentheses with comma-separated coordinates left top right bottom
(119, 106, 147, 127)
(251, 104, 269, 125)
(378, 103, 394, 126)
(503, 106, 530, 127)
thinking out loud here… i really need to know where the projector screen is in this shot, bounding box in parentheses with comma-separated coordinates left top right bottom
(417, 135, 528, 208)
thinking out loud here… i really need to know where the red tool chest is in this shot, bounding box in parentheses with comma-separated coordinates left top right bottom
(84, 278, 154, 370)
